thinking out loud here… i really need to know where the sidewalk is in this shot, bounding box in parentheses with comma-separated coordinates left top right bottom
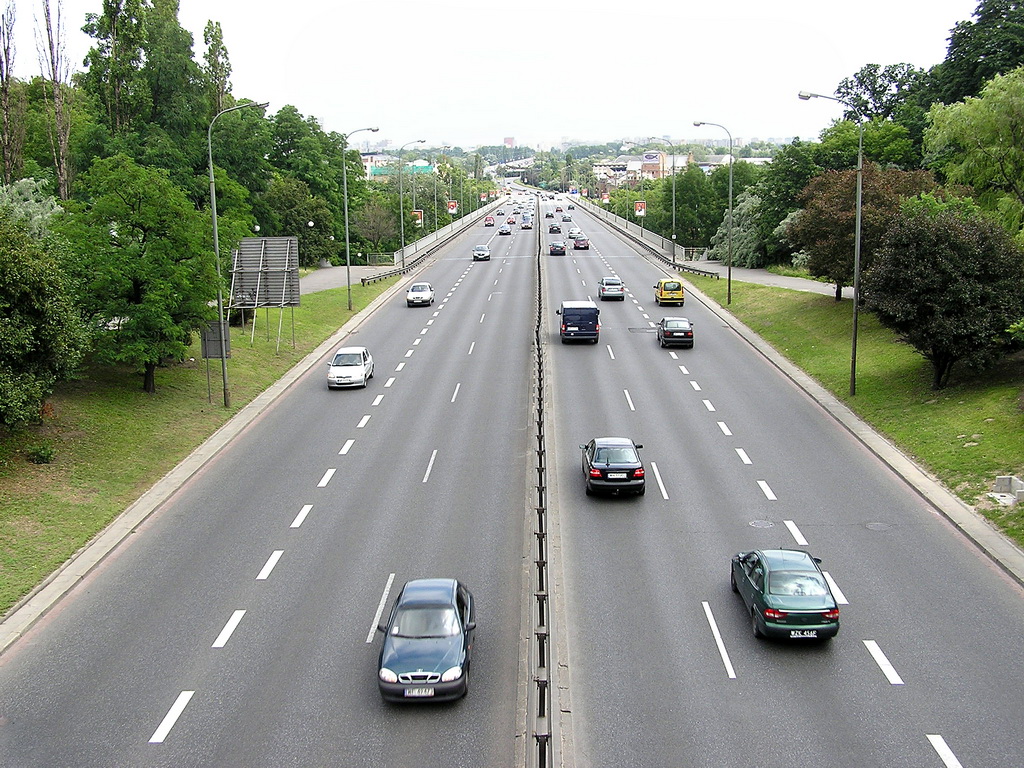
(681, 260, 854, 299)
(299, 263, 400, 295)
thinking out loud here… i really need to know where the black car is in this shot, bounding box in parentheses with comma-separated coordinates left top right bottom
(377, 578, 476, 701)
(731, 550, 840, 641)
(580, 437, 645, 496)
(544, 211, 555, 218)
(656, 317, 694, 348)
(549, 240, 566, 255)
(549, 223, 562, 234)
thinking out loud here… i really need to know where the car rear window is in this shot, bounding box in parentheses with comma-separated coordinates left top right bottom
(562, 311, 594, 323)
(768, 572, 829, 596)
(664, 320, 688, 329)
(663, 282, 682, 291)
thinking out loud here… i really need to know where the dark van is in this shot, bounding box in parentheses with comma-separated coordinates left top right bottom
(556, 300, 600, 343)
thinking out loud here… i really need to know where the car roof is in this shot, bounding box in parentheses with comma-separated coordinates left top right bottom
(334, 345, 367, 355)
(660, 316, 690, 323)
(759, 549, 819, 572)
(561, 299, 597, 308)
(410, 282, 431, 288)
(592, 436, 637, 447)
(398, 578, 458, 606)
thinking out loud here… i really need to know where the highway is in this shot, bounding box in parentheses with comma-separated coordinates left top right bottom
(0, 191, 1022, 767)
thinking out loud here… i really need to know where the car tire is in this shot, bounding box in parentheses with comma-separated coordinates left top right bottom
(752, 610, 764, 639)
(730, 570, 738, 593)
(659, 337, 666, 348)
(585, 483, 593, 496)
(407, 302, 413, 307)
(637, 485, 645, 496)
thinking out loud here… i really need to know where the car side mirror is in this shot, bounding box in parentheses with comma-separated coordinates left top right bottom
(465, 621, 477, 631)
(634, 444, 643, 449)
(555, 309, 561, 315)
(578, 444, 585, 450)
(377, 623, 386, 633)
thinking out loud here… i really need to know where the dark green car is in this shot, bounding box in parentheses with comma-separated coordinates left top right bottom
(731, 549, 840, 641)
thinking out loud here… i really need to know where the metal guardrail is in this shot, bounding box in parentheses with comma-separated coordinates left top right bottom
(574, 197, 720, 279)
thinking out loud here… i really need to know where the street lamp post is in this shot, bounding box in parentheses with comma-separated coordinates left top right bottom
(398, 138, 425, 268)
(799, 91, 864, 397)
(342, 126, 379, 311)
(648, 137, 677, 261)
(207, 100, 269, 408)
(694, 121, 734, 304)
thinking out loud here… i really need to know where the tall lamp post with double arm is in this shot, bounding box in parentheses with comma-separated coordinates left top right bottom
(693, 121, 734, 305)
(207, 99, 269, 408)
(798, 91, 864, 397)
(398, 138, 425, 268)
(342, 126, 379, 311)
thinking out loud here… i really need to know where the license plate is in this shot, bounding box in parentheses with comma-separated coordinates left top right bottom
(607, 472, 627, 479)
(404, 687, 435, 697)
(790, 630, 817, 638)
(567, 326, 578, 331)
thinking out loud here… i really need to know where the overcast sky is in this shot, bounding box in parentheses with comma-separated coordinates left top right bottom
(13, 0, 980, 151)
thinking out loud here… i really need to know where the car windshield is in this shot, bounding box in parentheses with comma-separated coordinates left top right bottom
(409, 285, 429, 293)
(768, 571, 829, 597)
(593, 447, 638, 464)
(332, 353, 362, 366)
(390, 606, 461, 638)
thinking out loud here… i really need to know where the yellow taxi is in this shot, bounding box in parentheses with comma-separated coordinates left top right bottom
(653, 278, 685, 306)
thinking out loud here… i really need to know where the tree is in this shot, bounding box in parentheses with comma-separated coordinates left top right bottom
(863, 194, 1024, 388)
(58, 154, 215, 393)
(708, 189, 764, 266)
(81, 0, 151, 135)
(748, 139, 822, 264)
(0, 0, 24, 184)
(141, 0, 206, 141)
(926, 66, 1024, 238)
(0, 177, 63, 236)
(257, 175, 333, 266)
(815, 119, 917, 171)
(0, 210, 87, 426)
(354, 196, 397, 253)
(788, 162, 937, 299)
(202, 20, 231, 113)
(937, 0, 1024, 104)
(835, 63, 929, 121)
(38, 0, 73, 199)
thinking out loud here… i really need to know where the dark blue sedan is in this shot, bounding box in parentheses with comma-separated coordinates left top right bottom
(377, 578, 475, 701)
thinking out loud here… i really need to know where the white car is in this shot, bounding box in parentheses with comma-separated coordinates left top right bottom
(472, 245, 491, 261)
(597, 276, 625, 301)
(406, 282, 434, 307)
(567, 227, 583, 240)
(327, 346, 374, 389)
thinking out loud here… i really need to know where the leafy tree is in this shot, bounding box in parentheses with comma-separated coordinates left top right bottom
(82, 0, 151, 135)
(788, 162, 937, 298)
(675, 164, 718, 245)
(748, 139, 822, 264)
(141, 0, 207, 142)
(708, 189, 763, 266)
(257, 176, 333, 266)
(0, 210, 87, 426)
(815, 119, 917, 171)
(864, 194, 1024, 388)
(354, 196, 397, 253)
(58, 154, 215, 393)
(0, 178, 63, 236)
(926, 66, 1024, 238)
(835, 63, 929, 121)
(937, 0, 1024, 104)
(202, 20, 231, 113)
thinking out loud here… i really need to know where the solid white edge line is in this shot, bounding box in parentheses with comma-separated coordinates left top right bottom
(863, 639, 905, 685)
(212, 610, 246, 648)
(623, 389, 635, 411)
(422, 449, 438, 483)
(927, 735, 964, 768)
(357, 414, 371, 428)
(372, 394, 384, 406)
(256, 550, 284, 580)
(735, 448, 752, 465)
(367, 573, 396, 643)
(783, 519, 808, 545)
(822, 571, 848, 604)
(702, 602, 737, 679)
(149, 690, 195, 743)
(339, 439, 354, 455)
(650, 461, 669, 499)
(317, 468, 336, 487)
(703, 399, 716, 411)
(718, 421, 732, 436)
(290, 504, 313, 528)
(606, 345, 615, 359)
(451, 383, 461, 403)
(757, 480, 777, 501)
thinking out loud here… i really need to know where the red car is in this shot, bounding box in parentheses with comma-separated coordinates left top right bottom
(573, 238, 590, 250)
(506, 216, 515, 224)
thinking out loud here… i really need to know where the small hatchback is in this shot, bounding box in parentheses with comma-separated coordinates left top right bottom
(327, 346, 373, 389)
(653, 278, 685, 306)
(580, 437, 645, 496)
(406, 282, 434, 307)
(472, 245, 491, 261)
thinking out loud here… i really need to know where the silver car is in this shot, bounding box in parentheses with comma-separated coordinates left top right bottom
(327, 345, 374, 388)
(597, 276, 625, 301)
(472, 245, 491, 261)
(406, 282, 434, 307)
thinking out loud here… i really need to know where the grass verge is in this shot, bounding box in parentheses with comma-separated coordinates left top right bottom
(0, 277, 398, 614)
(689, 274, 1024, 546)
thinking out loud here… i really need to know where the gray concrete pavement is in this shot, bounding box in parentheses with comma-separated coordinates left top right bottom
(681, 259, 855, 298)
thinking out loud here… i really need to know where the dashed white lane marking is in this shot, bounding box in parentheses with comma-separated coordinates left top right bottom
(669, 352, 678, 360)
(678, 365, 689, 375)
(432, 310, 440, 317)
(642, 313, 650, 320)
(149, 691, 194, 743)
(494, 279, 499, 286)
(212, 610, 246, 648)
(256, 550, 284, 580)
(736, 448, 752, 465)
(413, 338, 421, 346)
(702, 602, 737, 679)
(783, 519, 808, 545)
(426, 319, 435, 326)
(395, 362, 405, 371)
(927, 735, 964, 768)
(690, 381, 702, 391)
(372, 394, 384, 406)
(419, 328, 428, 335)
(648, 321, 656, 328)
(422, 449, 438, 483)
(703, 400, 716, 411)
(607, 345, 615, 360)
(822, 572, 848, 604)
(757, 480, 777, 500)
(468, 341, 476, 355)
(291, 504, 313, 528)
(317, 468, 336, 487)
(384, 377, 395, 388)
(404, 349, 414, 358)
(339, 439, 354, 455)
(357, 415, 371, 428)
(479, 313, 486, 323)
(366, 573, 396, 643)
(623, 390, 635, 411)
(451, 383, 461, 403)
(650, 462, 668, 499)
(863, 640, 905, 685)
(718, 421, 732, 436)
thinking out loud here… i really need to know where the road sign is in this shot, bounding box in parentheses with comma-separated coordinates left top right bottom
(448, 200, 458, 214)
(635, 200, 647, 217)
(412, 209, 423, 227)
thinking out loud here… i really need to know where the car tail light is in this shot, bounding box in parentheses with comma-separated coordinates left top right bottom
(561, 323, 567, 332)
(764, 608, 787, 620)
(595, 322, 600, 332)
(632, 467, 645, 478)
(822, 608, 840, 620)
(589, 468, 602, 478)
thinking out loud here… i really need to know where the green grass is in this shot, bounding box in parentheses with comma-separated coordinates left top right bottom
(0, 278, 398, 613)
(690, 275, 1024, 543)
